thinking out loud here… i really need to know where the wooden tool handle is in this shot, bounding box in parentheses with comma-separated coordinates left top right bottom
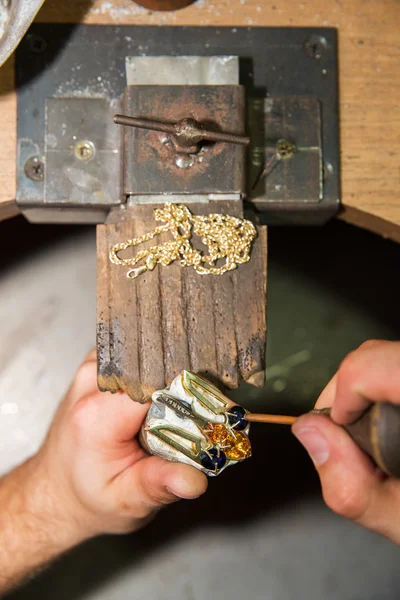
(317, 403, 400, 478)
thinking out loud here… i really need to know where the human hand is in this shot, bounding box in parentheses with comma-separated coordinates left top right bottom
(29, 350, 208, 546)
(292, 340, 400, 544)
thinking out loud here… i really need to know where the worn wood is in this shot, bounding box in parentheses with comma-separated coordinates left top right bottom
(97, 203, 267, 401)
(132, 207, 166, 396)
(233, 220, 267, 387)
(1, 0, 399, 241)
(97, 219, 141, 399)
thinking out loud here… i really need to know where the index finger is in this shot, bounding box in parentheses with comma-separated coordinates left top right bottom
(72, 390, 150, 446)
(314, 373, 337, 410)
(332, 340, 400, 424)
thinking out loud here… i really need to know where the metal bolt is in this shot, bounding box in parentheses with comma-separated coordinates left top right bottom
(252, 139, 297, 190)
(304, 35, 328, 60)
(276, 139, 297, 160)
(24, 156, 44, 182)
(29, 35, 47, 54)
(74, 140, 95, 161)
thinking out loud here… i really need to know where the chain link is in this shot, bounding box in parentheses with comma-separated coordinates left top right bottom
(109, 203, 257, 279)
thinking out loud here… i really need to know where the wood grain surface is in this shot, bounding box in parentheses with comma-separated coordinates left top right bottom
(97, 202, 267, 401)
(0, 0, 398, 239)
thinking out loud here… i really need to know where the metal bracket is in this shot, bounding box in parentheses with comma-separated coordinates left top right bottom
(122, 83, 246, 199)
(16, 24, 340, 225)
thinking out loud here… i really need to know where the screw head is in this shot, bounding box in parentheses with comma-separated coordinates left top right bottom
(74, 140, 95, 161)
(276, 139, 297, 160)
(24, 156, 44, 182)
(304, 35, 328, 60)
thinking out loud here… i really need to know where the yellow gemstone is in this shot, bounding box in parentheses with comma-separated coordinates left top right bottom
(206, 424, 251, 462)
(224, 430, 252, 461)
(209, 423, 229, 444)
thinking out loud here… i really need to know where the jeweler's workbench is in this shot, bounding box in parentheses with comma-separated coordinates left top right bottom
(0, 0, 399, 240)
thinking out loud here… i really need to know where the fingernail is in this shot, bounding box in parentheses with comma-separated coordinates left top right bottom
(292, 426, 330, 467)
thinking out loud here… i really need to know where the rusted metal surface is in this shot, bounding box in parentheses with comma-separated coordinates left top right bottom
(97, 201, 267, 402)
(123, 85, 247, 196)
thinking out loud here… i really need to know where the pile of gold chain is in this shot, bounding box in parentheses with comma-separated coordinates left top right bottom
(109, 203, 257, 279)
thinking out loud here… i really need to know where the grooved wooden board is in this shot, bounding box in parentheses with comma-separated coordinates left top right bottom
(0, 0, 399, 239)
(97, 202, 267, 401)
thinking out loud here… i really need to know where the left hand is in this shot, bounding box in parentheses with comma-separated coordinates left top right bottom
(29, 350, 208, 546)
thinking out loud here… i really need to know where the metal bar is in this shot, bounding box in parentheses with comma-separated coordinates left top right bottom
(114, 114, 249, 147)
(114, 114, 176, 135)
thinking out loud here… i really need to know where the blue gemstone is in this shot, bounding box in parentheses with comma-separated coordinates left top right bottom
(201, 448, 227, 471)
(228, 405, 248, 431)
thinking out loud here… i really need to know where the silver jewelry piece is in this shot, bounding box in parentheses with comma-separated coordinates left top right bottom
(140, 371, 252, 476)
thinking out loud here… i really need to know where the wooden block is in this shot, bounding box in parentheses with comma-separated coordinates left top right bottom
(233, 226, 268, 387)
(131, 207, 166, 396)
(211, 272, 240, 389)
(97, 220, 142, 399)
(97, 202, 267, 402)
(159, 260, 191, 383)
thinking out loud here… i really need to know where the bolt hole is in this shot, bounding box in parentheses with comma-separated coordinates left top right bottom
(29, 35, 47, 54)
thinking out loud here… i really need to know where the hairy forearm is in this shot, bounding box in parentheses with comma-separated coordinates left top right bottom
(0, 455, 82, 596)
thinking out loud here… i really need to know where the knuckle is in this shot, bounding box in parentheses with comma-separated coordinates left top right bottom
(145, 485, 175, 508)
(339, 340, 385, 382)
(71, 394, 99, 430)
(338, 350, 361, 383)
(118, 495, 158, 521)
(84, 348, 97, 362)
(119, 498, 149, 520)
(323, 482, 368, 521)
(74, 360, 97, 390)
(357, 339, 385, 352)
(132, 503, 154, 521)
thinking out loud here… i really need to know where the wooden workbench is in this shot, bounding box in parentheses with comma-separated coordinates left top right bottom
(0, 0, 399, 240)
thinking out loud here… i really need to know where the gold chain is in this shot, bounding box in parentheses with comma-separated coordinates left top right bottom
(109, 203, 257, 279)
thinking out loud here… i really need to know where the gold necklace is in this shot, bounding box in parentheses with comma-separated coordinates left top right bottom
(109, 203, 257, 279)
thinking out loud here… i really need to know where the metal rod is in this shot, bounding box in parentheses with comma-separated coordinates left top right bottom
(114, 114, 250, 147)
(114, 115, 176, 135)
(246, 412, 297, 425)
(201, 130, 250, 146)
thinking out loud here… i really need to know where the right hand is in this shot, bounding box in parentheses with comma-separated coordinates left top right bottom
(292, 340, 400, 545)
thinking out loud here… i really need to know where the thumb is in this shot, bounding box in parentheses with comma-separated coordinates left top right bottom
(292, 414, 400, 540)
(118, 456, 208, 519)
